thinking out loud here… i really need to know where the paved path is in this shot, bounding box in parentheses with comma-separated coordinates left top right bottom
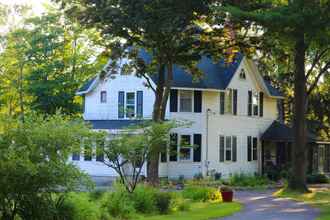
(219, 190, 319, 220)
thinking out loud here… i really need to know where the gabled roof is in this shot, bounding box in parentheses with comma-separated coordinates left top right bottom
(261, 121, 318, 143)
(77, 52, 282, 98)
(147, 54, 243, 90)
(77, 76, 97, 94)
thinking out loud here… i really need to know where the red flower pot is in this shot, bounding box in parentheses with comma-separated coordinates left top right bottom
(221, 191, 233, 202)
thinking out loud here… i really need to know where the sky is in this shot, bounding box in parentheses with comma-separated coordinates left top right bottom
(0, 0, 47, 16)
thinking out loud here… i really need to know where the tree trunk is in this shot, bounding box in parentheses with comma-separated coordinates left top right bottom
(288, 30, 309, 192)
(147, 64, 166, 185)
(147, 62, 173, 185)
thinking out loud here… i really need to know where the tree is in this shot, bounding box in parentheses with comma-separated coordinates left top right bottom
(55, 0, 249, 184)
(0, 113, 94, 220)
(0, 8, 107, 117)
(220, 0, 330, 191)
(101, 121, 176, 193)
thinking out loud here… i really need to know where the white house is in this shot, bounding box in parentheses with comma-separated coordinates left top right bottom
(73, 52, 330, 179)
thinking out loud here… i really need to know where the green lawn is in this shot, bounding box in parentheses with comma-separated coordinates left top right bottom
(134, 202, 242, 220)
(274, 188, 330, 220)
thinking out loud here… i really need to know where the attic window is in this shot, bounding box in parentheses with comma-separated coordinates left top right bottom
(239, 69, 246, 79)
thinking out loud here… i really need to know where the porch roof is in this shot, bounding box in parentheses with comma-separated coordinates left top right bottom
(261, 121, 318, 143)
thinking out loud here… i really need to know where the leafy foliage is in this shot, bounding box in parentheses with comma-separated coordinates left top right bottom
(0, 113, 95, 220)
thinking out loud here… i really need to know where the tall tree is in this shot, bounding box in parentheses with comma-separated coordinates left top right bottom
(0, 10, 106, 117)
(220, 0, 330, 191)
(55, 0, 252, 184)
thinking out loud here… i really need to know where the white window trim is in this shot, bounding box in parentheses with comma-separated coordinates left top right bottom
(178, 134, 193, 162)
(178, 90, 194, 113)
(220, 89, 235, 115)
(249, 90, 260, 117)
(248, 136, 258, 161)
(220, 135, 237, 163)
(239, 68, 246, 80)
(124, 91, 137, 119)
(100, 91, 107, 103)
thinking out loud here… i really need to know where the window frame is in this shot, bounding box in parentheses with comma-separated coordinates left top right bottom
(252, 91, 259, 116)
(179, 90, 194, 113)
(125, 92, 136, 118)
(179, 134, 193, 162)
(100, 91, 107, 103)
(247, 136, 258, 161)
(220, 89, 236, 115)
(219, 135, 238, 163)
(239, 68, 246, 80)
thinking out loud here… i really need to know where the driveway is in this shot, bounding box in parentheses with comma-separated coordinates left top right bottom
(219, 190, 319, 220)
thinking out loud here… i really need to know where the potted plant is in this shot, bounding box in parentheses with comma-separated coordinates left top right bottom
(219, 186, 233, 202)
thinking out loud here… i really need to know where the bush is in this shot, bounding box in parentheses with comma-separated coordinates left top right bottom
(307, 173, 329, 184)
(64, 193, 102, 220)
(89, 189, 106, 201)
(104, 185, 136, 219)
(182, 186, 221, 202)
(228, 173, 271, 187)
(170, 193, 190, 212)
(155, 192, 172, 214)
(194, 173, 203, 180)
(131, 184, 157, 213)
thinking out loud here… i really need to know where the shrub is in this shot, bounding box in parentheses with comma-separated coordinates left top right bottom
(131, 184, 157, 213)
(228, 173, 271, 187)
(155, 192, 172, 214)
(307, 173, 329, 184)
(182, 186, 221, 202)
(170, 193, 190, 212)
(64, 193, 102, 220)
(104, 185, 136, 219)
(89, 189, 106, 201)
(194, 173, 203, 180)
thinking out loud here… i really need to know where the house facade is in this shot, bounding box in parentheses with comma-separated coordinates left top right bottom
(74, 53, 329, 179)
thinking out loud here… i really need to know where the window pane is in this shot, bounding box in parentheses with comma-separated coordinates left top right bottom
(226, 136, 232, 161)
(252, 92, 259, 116)
(72, 149, 80, 161)
(84, 146, 92, 161)
(180, 148, 191, 160)
(253, 137, 258, 160)
(126, 93, 135, 105)
(180, 91, 192, 112)
(100, 91, 107, 103)
(225, 90, 233, 114)
(180, 135, 191, 147)
(126, 105, 135, 118)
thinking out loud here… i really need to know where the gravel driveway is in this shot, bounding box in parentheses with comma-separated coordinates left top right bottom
(218, 190, 319, 220)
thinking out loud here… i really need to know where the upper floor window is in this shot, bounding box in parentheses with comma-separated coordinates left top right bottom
(248, 90, 263, 117)
(219, 135, 237, 162)
(126, 92, 135, 118)
(239, 69, 246, 79)
(100, 91, 107, 103)
(220, 89, 237, 115)
(118, 91, 143, 119)
(179, 90, 193, 112)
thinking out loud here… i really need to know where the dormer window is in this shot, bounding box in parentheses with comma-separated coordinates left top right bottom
(100, 91, 107, 103)
(239, 69, 246, 80)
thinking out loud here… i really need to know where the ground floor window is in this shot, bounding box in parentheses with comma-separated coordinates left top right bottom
(247, 136, 258, 161)
(219, 135, 237, 162)
(179, 135, 192, 161)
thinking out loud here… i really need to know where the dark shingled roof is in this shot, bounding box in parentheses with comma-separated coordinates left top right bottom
(86, 120, 147, 130)
(147, 54, 244, 90)
(77, 50, 282, 97)
(77, 76, 96, 93)
(264, 80, 283, 97)
(261, 121, 318, 142)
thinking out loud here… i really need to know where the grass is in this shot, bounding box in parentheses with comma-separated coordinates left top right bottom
(274, 188, 330, 220)
(134, 202, 242, 220)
